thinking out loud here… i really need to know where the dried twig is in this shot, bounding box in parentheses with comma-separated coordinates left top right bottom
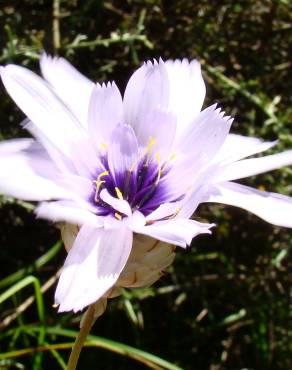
(52, 0, 61, 52)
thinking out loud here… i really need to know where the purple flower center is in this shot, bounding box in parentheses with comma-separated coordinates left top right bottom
(90, 153, 169, 218)
(89, 126, 175, 219)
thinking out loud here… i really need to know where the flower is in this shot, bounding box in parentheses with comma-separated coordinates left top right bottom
(1, 55, 292, 313)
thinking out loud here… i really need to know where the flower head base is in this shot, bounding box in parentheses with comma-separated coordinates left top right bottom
(1, 55, 292, 313)
(62, 223, 176, 316)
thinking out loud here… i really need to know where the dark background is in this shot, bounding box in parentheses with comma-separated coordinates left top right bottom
(0, 1, 291, 369)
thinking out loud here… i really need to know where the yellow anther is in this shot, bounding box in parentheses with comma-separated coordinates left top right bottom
(129, 136, 157, 172)
(174, 208, 181, 216)
(93, 171, 109, 186)
(143, 136, 156, 156)
(98, 171, 109, 180)
(92, 171, 109, 202)
(146, 207, 182, 225)
(115, 187, 123, 200)
(155, 152, 161, 162)
(99, 142, 108, 150)
(93, 180, 105, 201)
(93, 180, 105, 187)
(162, 152, 176, 173)
(163, 207, 181, 221)
(148, 136, 156, 149)
(114, 212, 122, 221)
(154, 152, 162, 183)
(169, 152, 177, 161)
(142, 136, 156, 166)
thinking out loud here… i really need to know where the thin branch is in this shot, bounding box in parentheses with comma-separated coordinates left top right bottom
(52, 0, 61, 52)
(65, 33, 153, 50)
(0, 269, 61, 329)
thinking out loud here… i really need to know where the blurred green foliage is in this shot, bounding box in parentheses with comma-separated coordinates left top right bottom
(0, 1, 291, 369)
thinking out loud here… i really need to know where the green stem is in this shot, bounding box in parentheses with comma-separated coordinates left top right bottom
(66, 304, 96, 370)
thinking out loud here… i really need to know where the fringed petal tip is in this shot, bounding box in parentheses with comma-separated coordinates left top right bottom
(143, 58, 164, 67)
(143, 58, 203, 68)
(133, 219, 215, 249)
(54, 300, 82, 314)
(40, 52, 54, 66)
(55, 274, 118, 313)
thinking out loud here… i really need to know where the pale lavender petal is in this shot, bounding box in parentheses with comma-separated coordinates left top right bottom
(0, 65, 86, 157)
(104, 210, 146, 231)
(206, 182, 292, 227)
(165, 59, 206, 137)
(108, 123, 139, 184)
(134, 219, 213, 248)
(215, 150, 292, 182)
(88, 82, 123, 147)
(0, 153, 68, 200)
(0, 138, 57, 180)
(146, 202, 181, 222)
(0, 139, 98, 207)
(178, 183, 211, 218)
(135, 108, 177, 162)
(155, 157, 199, 202)
(25, 117, 104, 178)
(123, 59, 169, 131)
(68, 138, 103, 178)
(159, 107, 231, 201)
(23, 119, 77, 175)
(55, 225, 133, 312)
(36, 201, 103, 227)
(143, 181, 207, 222)
(214, 133, 277, 165)
(175, 105, 232, 167)
(0, 138, 33, 153)
(126, 210, 146, 228)
(40, 53, 94, 127)
(100, 188, 132, 216)
(56, 174, 94, 203)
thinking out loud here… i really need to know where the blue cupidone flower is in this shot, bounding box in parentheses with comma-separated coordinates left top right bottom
(1, 55, 292, 313)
